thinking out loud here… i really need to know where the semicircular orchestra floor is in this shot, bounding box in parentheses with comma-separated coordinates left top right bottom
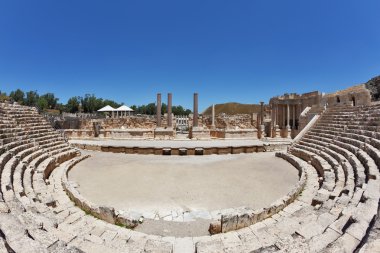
(68, 150, 299, 236)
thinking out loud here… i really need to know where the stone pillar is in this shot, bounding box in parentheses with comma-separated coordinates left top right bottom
(276, 104, 279, 127)
(292, 104, 295, 129)
(283, 105, 286, 127)
(157, 93, 161, 128)
(286, 103, 290, 128)
(167, 93, 172, 127)
(211, 104, 215, 128)
(193, 93, 198, 128)
(260, 102, 264, 125)
(274, 104, 277, 126)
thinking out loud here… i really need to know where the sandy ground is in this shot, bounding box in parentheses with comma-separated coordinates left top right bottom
(68, 151, 298, 236)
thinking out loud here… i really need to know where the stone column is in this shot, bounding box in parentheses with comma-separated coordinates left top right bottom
(283, 105, 286, 127)
(193, 93, 198, 128)
(260, 102, 264, 125)
(167, 93, 172, 127)
(286, 103, 290, 128)
(292, 104, 295, 129)
(276, 104, 279, 127)
(157, 93, 161, 128)
(274, 104, 277, 126)
(211, 104, 215, 128)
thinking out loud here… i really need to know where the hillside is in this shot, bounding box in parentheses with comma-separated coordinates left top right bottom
(202, 102, 265, 115)
(365, 75, 380, 101)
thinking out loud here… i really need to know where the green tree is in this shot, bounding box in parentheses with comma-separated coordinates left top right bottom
(37, 97, 48, 111)
(41, 93, 58, 109)
(161, 103, 167, 115)
(25, 90, 39, 106)
(102, 99, 121, 109)
(0, 91, 8, 102)
(9, 89, 25, 104)
(66, 96, 81, 113)
(81, 94, 104, 113)
(146, 103, 156, 115)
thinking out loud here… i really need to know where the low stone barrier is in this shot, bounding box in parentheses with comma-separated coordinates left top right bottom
(209, 152, 307, 234)
(62, 156, 143, 228)
(210, 129, 258, 139)
(70, 143, 289, 156)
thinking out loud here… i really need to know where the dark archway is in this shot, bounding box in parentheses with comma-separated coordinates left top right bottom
(351, 96, 356, 106)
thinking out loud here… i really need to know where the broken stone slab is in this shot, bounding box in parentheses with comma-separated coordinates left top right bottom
(115, 210, 143, 228)
(91, 205, 116, 224)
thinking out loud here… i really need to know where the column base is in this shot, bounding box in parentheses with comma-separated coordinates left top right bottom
(154, 127, 175, 140)
(190, 126, 211, 140)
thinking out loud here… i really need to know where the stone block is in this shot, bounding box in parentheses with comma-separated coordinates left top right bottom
(115, 210, 143, 228)
(92, 205, 116, 224)
(144, 239, 173, 253)
(221, 210, 238, 233)
(208, 220, 222, 235)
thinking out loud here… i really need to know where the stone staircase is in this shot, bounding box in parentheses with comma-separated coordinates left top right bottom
(0, 102, 379, 252)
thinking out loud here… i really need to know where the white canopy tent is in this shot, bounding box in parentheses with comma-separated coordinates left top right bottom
(97, 105, 115, 118)
(98, 105, 115, 112)
(115, 105, 134, 117)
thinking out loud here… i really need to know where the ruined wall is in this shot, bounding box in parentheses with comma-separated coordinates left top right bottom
(323, 84, 371, 107)
(57, 116, 158, 130)
(203, 114, 257, 129)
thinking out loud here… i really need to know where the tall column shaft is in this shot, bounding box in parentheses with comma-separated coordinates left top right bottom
(292, 104, 296, 128)
(167, 93, 172, 127)
(193, 93, 198, 127)
(287, 103, 290, 127)
(274, 104, 277, 126)
(275, 104, 278, 126)
(260, 102, 264, 125)
(157, 93, 161, 127)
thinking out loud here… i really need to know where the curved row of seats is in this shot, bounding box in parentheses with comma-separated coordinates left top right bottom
(289, 105, 380, 252)
(0, 102, 379, 253)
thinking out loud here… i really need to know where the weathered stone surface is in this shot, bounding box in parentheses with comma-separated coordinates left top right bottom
(173, 237, 195, 253)
(359, 239, 380, 253)
(208, 220, 222, 235)
(221, 210, 238, 233)
(92, 206, 116, 224)
(196, 239, 224, 253)
(144, 239, 173, 253)
(115, 210, 142, 228)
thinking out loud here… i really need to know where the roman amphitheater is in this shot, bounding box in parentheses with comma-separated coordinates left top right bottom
(1, 78, 380, 253)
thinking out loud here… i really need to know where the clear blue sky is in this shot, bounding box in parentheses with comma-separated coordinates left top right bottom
(0, 1, 379, 111)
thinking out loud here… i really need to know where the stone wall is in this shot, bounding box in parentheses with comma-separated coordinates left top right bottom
(210, 152, 306, 234)
(203, 114, 257, 129)
(323, 84, 371, 107)
(63, 156, 142, 228)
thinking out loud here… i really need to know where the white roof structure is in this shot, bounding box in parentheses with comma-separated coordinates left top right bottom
(97, 105, 115, 112)
(116, 105, 134, 111)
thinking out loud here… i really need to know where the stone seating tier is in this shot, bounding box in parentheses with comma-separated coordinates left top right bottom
(0, 102, 380, 252)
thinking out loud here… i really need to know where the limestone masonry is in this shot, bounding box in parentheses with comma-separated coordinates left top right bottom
(0, 77, 379, 252)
